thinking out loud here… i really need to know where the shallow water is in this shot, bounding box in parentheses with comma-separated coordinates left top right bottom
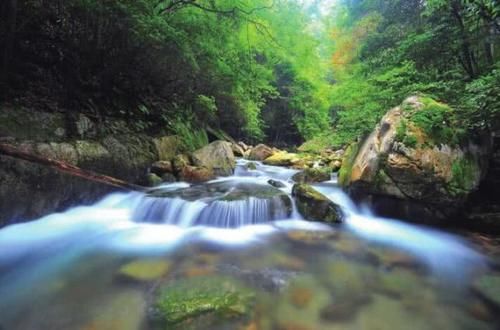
(0, 159, 499, 329)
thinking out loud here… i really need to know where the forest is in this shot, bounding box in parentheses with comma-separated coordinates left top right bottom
(1, 0, 499, 149)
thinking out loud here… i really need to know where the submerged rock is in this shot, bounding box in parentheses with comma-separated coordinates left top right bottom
(292, 168, 331, 183)
(292, 184, 343, 223)
(117, 259, 170, 282)
(191, 140, 235, 176)
(248, 144, 274, 161)
(150, 276, 254, 328)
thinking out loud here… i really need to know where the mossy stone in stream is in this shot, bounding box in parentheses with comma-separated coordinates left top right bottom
(292, 184, 343, 223)
(150, 276, 254, 328)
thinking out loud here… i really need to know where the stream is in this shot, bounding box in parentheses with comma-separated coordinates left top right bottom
(0, 159, 499, 329)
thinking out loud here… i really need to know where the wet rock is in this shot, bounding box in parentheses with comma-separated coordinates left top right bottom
(192, 140, 235, 176)
(292, 168, 331, 184)
(150, 276, 254, 328)
(117, 259, 171, 282)
(178, 166, 215, 183)
(248, 144, 274, 161)
(473, 274, 500, 306)
(268, 179, 286, 188)
(292, 184, 343, 223)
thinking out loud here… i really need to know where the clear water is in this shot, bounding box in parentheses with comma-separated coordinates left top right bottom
(0, 159, 498, 329)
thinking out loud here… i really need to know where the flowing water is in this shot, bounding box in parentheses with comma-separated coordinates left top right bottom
(0, 159, 499, 329)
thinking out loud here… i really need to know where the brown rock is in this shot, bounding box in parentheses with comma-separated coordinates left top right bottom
(248, 144, 274, 161)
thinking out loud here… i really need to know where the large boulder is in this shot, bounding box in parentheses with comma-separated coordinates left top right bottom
(191, 140, 235, 176)
(248, 144, 274, 161)
(339, 96, 490, 219)
(292, 184, 343, 223)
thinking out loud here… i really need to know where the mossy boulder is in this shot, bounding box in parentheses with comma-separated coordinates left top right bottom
(339, 96, 489, 218)
(292, 168, 331, 184)
(292, 184, 343, 223)
(191, 140, 235, 176)
(263, 152, 299, 166)
(150, 276, 254, 328)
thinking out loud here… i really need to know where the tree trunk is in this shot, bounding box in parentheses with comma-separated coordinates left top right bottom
(0, 143, 148, 192)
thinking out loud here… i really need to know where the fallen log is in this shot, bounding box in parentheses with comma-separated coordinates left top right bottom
(0, 143, 148, 192)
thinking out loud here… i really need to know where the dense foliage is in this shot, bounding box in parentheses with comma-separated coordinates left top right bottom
(0, 0, 334, 144)
(328, 0, 500, 146)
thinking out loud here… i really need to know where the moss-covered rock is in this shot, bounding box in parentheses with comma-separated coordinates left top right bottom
(339, 96, 488, 218)
(292, 184, 343, 223)
(292, 168, 331, 184)
(150, 276, 254, 328)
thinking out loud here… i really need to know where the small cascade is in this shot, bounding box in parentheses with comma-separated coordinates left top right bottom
(131, 195, 291, 228)
(131, 179, 293, 228)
